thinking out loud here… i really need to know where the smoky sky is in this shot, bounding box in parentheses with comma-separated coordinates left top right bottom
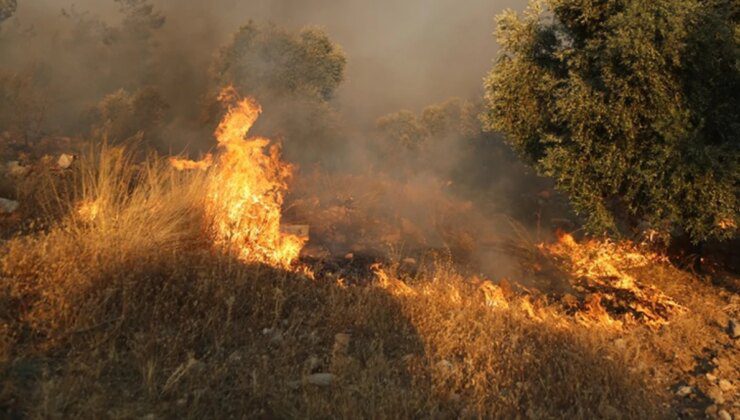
(19, 0, 527, 125)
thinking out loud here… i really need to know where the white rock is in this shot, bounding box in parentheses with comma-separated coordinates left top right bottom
(0, 198, 19, 214)
(718, 409, 732, 420)
(57, 153, 75, 169)
(6, 161, 29, 177)
(676, 386, 693, 397)
(719, 379, 733, 392)
(402, 257, 417, 266)
(729, 319, 739, 339)
(307, 373, 334, 386)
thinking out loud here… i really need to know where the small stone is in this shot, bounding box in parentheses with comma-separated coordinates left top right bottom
(707, 373, 718, 382)
(307, 373, 334, 387)
(676, 386, 693, 397)
(436, 360, 454, 374)
(729, 319, 739, 339)
(613, 338, 626, 350)
(333, 333, 351, 354)
(227, 351, 242, 363)
(718, 409, 732, 420)
(57, 153, 75, 169)
(269, 330, 284, 345)
(344, 253, 354, 260)
(707, 386, 725, 404)
(306, 355, 321, 372)
(402, 257, 417, 266)
(719, 379, 733, 392)
(0, 198, 19, 214)
(176, 398, 187, 407)
(6, 161, 29, 177)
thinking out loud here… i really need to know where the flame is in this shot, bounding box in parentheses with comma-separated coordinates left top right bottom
(169, 154, 213, 171)
(541, 231, 684, 329)
(178, 86, 305, 267)
(77, 199, 101, 222)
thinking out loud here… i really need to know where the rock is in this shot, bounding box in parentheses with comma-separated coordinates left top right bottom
(707, 386, 725, 404)
(436, 360, 454, 374)
(718, 409, 732, 420)
(729, 319, 739, 339)
(402, 257, 417, 266)
(344, 253, 354, 260)
(613, 338, 627, 350)
(333, 333, 351, 354)
(307, 373, 334, 387)
(269, 330, 284, 346)
(306, 355, 321, 372)
(707, 373, 718, 382)
(0, 198, 19, 214)
(676, 386, 693, 397)
(6, 161, 29, 177)
(719, 379, 733, 392)
(57, 153, 75, 169)
(227, 351, 242, 363)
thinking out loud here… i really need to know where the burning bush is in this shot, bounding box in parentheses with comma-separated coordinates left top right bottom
(483, 0, 739, 243)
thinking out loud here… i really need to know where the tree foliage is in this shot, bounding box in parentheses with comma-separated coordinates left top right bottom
(215, 22, 346, 102)
(0, 0, 16, 24)
(213, 22, 347, 166)
(92, 87, 168, 148)
(483, 0, 739, 242)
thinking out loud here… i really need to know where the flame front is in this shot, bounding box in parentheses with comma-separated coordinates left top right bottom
(179, 87, 305, 267)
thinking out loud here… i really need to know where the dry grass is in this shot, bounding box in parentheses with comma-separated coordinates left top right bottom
(1, 147, 738, 419)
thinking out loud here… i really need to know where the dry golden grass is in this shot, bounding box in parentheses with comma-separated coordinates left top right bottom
(1, 147, 738, 419)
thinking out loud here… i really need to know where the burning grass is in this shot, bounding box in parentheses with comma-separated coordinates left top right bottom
(0, 95, 738, 418)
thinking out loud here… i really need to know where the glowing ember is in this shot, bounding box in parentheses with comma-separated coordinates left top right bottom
(175, 86, 305, 267)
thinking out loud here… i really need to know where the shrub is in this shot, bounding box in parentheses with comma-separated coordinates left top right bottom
(483, 0, 739, 243)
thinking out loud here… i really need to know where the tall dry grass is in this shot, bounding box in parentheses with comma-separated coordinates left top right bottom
(1, 146, 736, 418)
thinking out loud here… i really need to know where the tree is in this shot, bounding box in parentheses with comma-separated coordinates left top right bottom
(483, 0, 739, 243)
(212, 22, 347, 166)
(214, 22, 346, 102)
(0, 0, 16, 24)
(91, 87, 168, 149)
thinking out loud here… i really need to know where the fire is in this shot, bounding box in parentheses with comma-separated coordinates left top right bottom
(169, 154, 213, 171)
(175, 86, 305, 267)
(542, 231, 684, 329)
(77, 199, 101, 222)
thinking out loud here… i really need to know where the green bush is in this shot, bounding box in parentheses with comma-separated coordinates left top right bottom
(483, 0, 739, 243)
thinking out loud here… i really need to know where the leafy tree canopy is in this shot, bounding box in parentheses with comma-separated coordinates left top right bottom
(215, 21, 346, 102)
(483, 0, 739, 243)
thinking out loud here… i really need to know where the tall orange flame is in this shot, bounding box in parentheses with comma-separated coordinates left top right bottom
(174, 87, 305, 267)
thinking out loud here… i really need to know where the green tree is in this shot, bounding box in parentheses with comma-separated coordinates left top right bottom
(483, 0, 739, 243)
(0, 0, 15, 24)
